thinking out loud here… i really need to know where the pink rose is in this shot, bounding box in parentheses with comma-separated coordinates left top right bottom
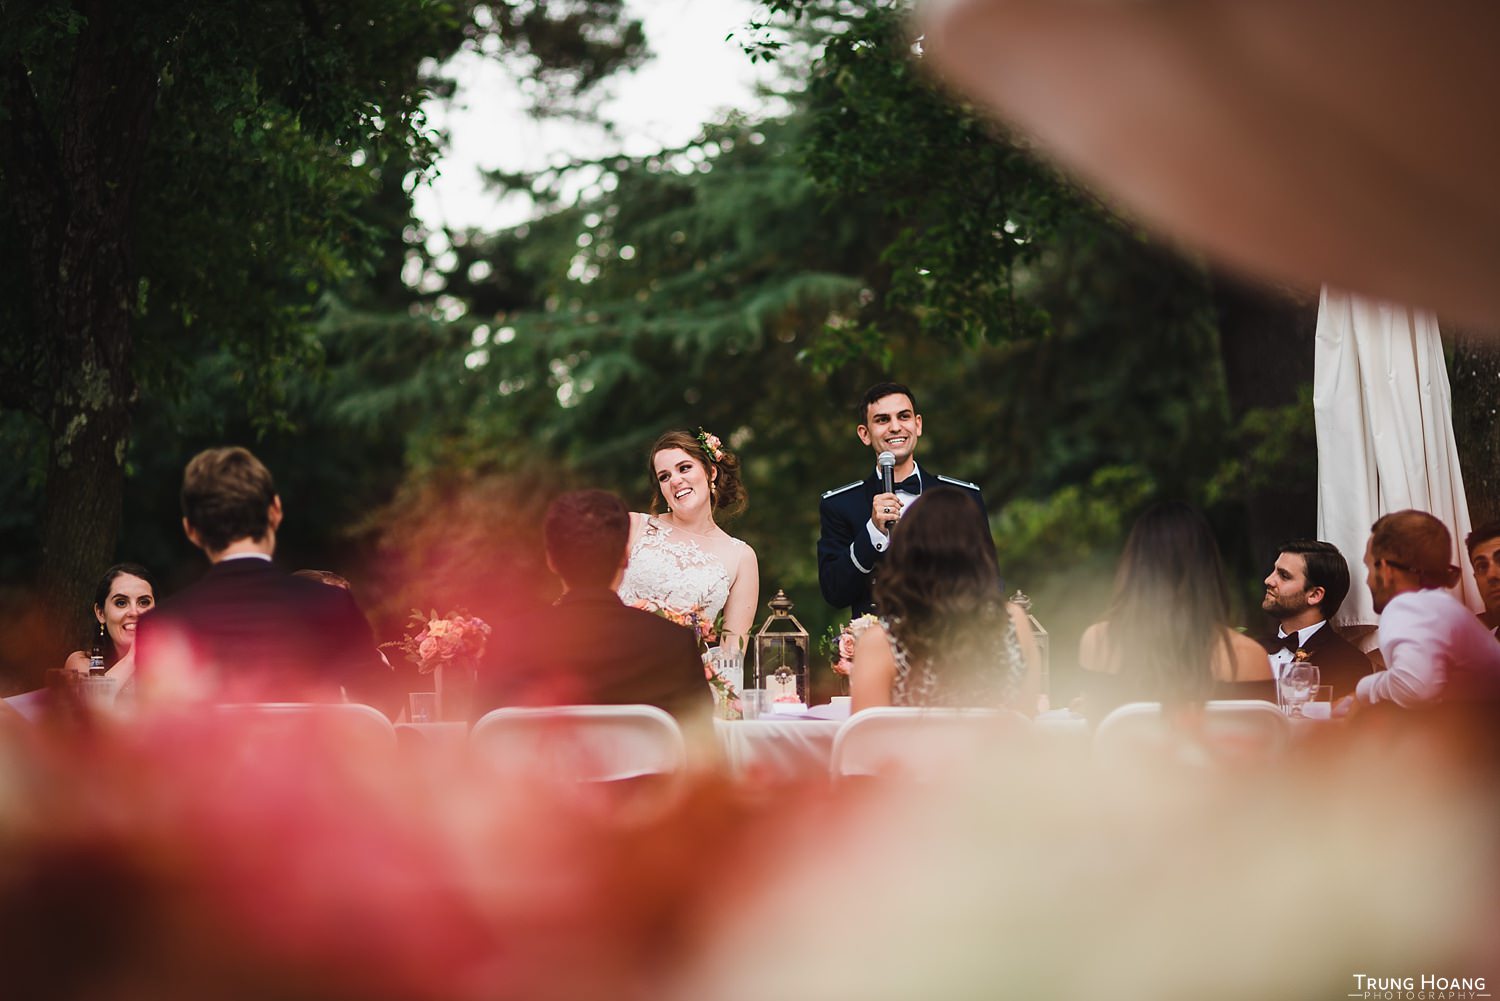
(837, 629, 856, 662)
(418, 637, 438, 660)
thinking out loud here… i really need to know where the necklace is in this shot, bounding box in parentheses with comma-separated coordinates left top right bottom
(663, 515, 722, 540)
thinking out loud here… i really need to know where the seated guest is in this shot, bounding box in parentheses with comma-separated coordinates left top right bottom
(478, 490, 713, 742)
(62, 563, 157, 687)
(1260, 540, 1373, 698)
(1463, 521, 1500, 638)
(852, 488, 1039, 713)
(1355, 510, 1500, 709)
(135, 447, 395, 714)
(294, 568, 397, 674)
(1080, 502, 1272, 719)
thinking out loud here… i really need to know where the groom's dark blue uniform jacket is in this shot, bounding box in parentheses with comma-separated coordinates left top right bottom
(817, 468, 987, 618)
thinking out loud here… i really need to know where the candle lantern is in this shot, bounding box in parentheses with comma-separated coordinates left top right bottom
(753, 589, 811, 707)
(1009, 589, 1050, 701)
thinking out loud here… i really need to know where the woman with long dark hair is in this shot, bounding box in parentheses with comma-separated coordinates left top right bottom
(1080, 501, 1271, 716)
(852, 487, 1039, 711)
(62, 563, 158, 683)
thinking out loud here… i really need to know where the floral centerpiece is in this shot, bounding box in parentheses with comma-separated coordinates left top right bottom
(821, 614, 879, 693)
(630, 599, 740, 718)
(383, 609, 492, 720)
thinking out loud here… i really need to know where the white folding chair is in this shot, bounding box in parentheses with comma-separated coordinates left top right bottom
(1093, 699, 1289, 763)
(214, 702, 398, 747)
(830, 706, 1033, 781)
(470, 705, 686, 783)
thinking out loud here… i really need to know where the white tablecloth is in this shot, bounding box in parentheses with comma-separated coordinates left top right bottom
(714, 718, 841, 781)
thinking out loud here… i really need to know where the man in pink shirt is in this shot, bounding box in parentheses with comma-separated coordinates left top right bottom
(1354, 510, 1500, 709)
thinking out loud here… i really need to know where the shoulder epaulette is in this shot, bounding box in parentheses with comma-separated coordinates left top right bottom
(936, 474, 981, 492)
(821, 480, 863, 499)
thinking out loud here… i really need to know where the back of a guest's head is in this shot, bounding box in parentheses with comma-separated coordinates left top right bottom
(544, 490, 629, 589)
(1370, 510, 1459, 589)
(1105, 501, 1232, 701)
(878, 487, 999, 598)
(1275, 540, 1351, 620)
(873, 487, 1005, 674)
(181, 447, 277, 553)
(1464, 520, 1500, 558)
(1114, 502, 1231, 608)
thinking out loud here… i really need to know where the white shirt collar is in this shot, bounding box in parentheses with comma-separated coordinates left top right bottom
(1277, 620, 1328, 646)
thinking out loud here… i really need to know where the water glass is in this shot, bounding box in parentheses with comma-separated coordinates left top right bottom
(1302, 685, 1334, 720)
(409, 692, 438, 724)
(1280, 662, 1320, 718)
(740, 688, 767, 720)
(77, 675, 118, 713)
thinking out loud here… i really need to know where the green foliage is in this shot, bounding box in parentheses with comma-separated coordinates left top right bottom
(993, 465, 1157, 581)
(1205, 387, 1317, 507)
(740, 1, 1106, 361)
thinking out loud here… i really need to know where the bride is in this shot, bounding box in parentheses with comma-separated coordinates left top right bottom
(618, 429, 760, 688)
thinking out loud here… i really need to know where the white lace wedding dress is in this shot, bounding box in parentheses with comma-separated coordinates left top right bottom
(617, 517, 746, 693)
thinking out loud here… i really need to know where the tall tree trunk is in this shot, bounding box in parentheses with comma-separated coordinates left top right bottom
(1211, 273, 1320, 573)
(2, 4, 158, 685)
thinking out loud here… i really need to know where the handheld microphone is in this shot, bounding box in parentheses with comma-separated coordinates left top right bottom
(878, 451, 895, 495)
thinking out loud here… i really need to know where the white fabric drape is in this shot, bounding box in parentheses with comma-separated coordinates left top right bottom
(1314, 287, 1479, 626)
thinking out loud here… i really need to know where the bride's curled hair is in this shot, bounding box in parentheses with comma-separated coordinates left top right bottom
(647, 428, 748, 519)
(872, 487, 1015, 699)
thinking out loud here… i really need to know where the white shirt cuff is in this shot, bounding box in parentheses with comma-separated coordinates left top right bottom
(865, 519, 887, 552)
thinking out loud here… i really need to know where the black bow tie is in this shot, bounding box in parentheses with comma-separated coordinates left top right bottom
(1277, 633, 1301, 653)
(890, 474, 921, 495)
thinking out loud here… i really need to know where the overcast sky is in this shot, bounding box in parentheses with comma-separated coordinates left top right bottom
(412, 0, 777, 234)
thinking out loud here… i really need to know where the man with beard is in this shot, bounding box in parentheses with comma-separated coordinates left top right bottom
(1260, 540, 1373, 699)
(1355, 510, 1500, 709)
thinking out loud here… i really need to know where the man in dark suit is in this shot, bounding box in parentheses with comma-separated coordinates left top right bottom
(818, 382, 987, 617)
(1260, 539, 1373, 699)
(1464, 520, 1500, 639)
(478, 490, 712, 742)
(135, 447, 395, 713)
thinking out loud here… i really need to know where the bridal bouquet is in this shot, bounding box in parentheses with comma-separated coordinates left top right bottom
(630, 599, 739, 715)
(384, 609, 492, 675)
(628, 598, 718, 647)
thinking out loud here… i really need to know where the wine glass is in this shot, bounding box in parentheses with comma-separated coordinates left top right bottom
(1280, 662, 1320, 718)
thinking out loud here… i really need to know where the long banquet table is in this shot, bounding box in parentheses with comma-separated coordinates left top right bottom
(398, 717, 846, 780)
(713, 717, 842, 781)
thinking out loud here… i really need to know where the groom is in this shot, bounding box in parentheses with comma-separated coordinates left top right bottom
(818, 382, 988, 617)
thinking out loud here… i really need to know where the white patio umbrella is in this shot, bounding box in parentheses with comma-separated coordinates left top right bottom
(1314, 289, 1481, 627)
